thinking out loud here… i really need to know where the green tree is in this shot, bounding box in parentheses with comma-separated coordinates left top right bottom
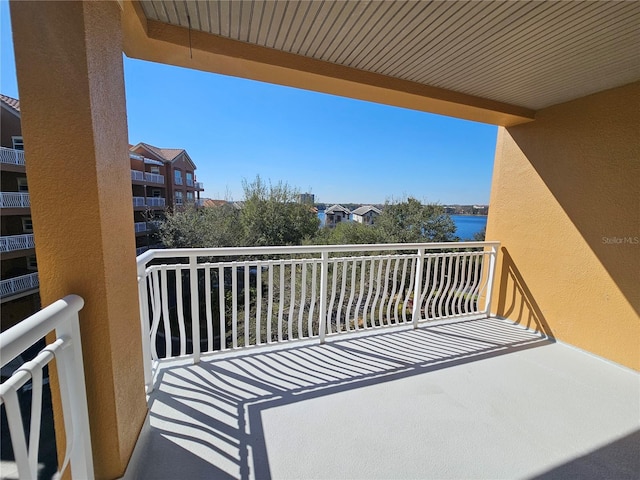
(240, 176, 320, 246)
(375, 197, 459, 243)
(159, 202, 242, 248)
(313, 220, 385, 245)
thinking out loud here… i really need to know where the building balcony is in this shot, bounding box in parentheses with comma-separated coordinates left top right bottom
(195, 181, 204, 190)
(0, 233, 35, 253)
(0, 192, 30, 209)
(0, 146, 26, 166)
(133, 196, 146, 208)
(0, 271, 39, 300)
(131, 170, 165, 184)
(146, 197, 166, 208)
(1, 243, 638, 479)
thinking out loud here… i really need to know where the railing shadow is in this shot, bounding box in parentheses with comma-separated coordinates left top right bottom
(496, 247, 554, 338)
(125, 317, 552, 479)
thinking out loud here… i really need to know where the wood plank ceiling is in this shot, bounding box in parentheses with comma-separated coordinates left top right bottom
(139, 1, 640, 110)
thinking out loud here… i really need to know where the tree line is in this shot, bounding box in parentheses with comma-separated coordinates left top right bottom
(157, 176, 471, 249)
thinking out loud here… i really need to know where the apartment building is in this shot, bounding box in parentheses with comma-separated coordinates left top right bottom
(0, 95, 204, 327)
(129, 142, 204, 255)
(0, 94, 39, 330)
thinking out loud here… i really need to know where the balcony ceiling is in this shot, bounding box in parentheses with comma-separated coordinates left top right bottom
(130, 1, 640, 123)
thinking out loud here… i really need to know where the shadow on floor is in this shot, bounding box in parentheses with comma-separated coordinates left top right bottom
(126, 317, 557, 479)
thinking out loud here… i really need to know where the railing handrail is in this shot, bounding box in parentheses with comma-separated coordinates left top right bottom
(1, 295, 84, 367)
(0, 294, 94, 479)
(0, 146, 26, 165)
(137, 241, 499, 266)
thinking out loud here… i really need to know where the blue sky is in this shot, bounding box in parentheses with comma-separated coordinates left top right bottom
(1, 1, 497, 205)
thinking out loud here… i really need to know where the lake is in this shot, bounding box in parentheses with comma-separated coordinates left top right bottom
(317, 211, 487, 240)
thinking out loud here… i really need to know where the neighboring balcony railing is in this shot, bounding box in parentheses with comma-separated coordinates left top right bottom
(131, 170, 144, 181)
(146, 197, 165, 208)
(144, 172, 164, 184)
(133, 197, 145, 207)
(134, 222, 147, 233)
(0, 295, 94, 480)
(195, 181, 204, 189)
(0, 192, 30, 208)
(0, 147, 26, 166)
(0, 234, 35, 253)
(0, 272, 39, 298)
(136, 242, 499, 391)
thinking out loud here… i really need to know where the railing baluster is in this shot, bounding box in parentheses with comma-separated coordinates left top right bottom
(363, 259, 375, 328)
(380, 257, 392, 326)
(412, 249, 424, 328)
(319, 251, 328, 343)
(288, 261, 296, 340)
(218, 265, 226, 350)
(244, 264, 250, 347)
(267, 264, 274, 343)
(256, 262, 262, 345)
(327, 259, 338, 334)
(232, 264, 238, 348)
(298, 261, 307, 339)
(371, 258, 384, 327)
(308, 261, 318, 336)
(175, 267, 187, 356)
(403, 258, 416, 324)
(336, 259, 348, 332)
(205, 266, 213, 351)
(347, 259, 358, 331)
(189, 257, 200, 362)
(483, 245, 498, 317)
(445, 254, 460, 318)
(278, 264, 285, 342)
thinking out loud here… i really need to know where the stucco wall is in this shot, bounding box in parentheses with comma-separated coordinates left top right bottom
(486, 81, 640, 370)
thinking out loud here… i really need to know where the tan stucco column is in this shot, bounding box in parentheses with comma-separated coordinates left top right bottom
(10, 1, 146, 477)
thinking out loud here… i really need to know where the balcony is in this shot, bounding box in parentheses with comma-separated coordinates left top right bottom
(146, 197, 166, 208)
(134, 222, 147, 233)
(0, 272, 39, 299)
(133, 196, 146, 208)
(0, 146, 26, 166)
(0, 192, 30, 209)
(121, 242, 639, 479)
(132, 170, 165, 184)
(2, 243, 638, 480)
(195, 181, 204, 190)
(144, 172, 164, 184)
(0, 233, 35, 253)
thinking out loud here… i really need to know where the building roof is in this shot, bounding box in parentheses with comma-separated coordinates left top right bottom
(326, 204, 350, 215)
(135, 142, 185, 162)
(351, 205, 382, 216)
(202, 199, 228, 208)
(0, 94, 20, 116)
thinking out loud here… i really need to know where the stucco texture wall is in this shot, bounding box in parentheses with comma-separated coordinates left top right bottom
(486, 81, 640, 371)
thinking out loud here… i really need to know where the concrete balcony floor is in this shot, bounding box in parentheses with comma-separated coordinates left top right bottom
(124, 317, 639, 480)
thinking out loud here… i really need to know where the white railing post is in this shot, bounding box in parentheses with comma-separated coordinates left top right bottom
(189, 256, 201, 363)
(412, 248, 424, 329)
(54, 305, 95, 480)
(483, 244, 498, 317)
(319, 251, 329, 344)
(136, 262, 154, 393)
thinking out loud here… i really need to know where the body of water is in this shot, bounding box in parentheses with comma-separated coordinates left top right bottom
(450, 215, 487, 240)
(317, 211, 486, 239)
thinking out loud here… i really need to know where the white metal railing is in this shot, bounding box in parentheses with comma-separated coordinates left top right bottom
(144, 172, 164, 184)
(0, 192, 30, 208)
(0, 234, 35, 252)
(132, 196, 145, 207)
(134, 222, 147, 233)
(136, 242, 499, 391)
(0, 272, 39, 298)
(0, 146, 26, 166)
(131, 170, 144, 181)
(0, 295, 94, 480)
(195, 182, 203, 189)
(146, 197, 165, 208)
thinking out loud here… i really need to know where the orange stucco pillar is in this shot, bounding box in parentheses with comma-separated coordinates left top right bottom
(10, 1, 146, 477)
